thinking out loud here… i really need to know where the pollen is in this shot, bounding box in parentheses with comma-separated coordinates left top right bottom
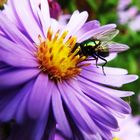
(36, 27, 86, 81)
(113, 137, 121, 140)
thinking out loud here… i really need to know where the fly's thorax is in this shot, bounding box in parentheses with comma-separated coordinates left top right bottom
(77, 39, 101, 56)
(81, 39, 101, 48)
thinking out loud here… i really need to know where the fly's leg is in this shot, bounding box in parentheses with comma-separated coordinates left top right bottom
(84, 58, 96, 61)
(96, 55, 107, 75)
(91, 55, 99, 68)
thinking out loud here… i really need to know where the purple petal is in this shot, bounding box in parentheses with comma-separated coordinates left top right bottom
(107, 42, 129, 53)
(52, 85, 72, 138)
(0, 68, 39, 89)
(67, 80, 118, 129)
(79, 67, 138, 87)
(0, 36, 38, 68)
(79, 79, 131, 114)
(3, 0, 22, 30)
(89, 83, 134, 98)
(0, 30, 5, 36)
(90, 120, 113, 140)
(66, 80, 119, 139)
(58, 14, 71, 25)
(81, 130, 103, 140)
(15, 86, 32, 123)
(29, 0, 41, 25)
(11, 0, 44, 43)
(32, 114, 53, 140)
(27, 74, 52, 119)
(76, 20, 100, 37)
(0, 14, 36, 52)
(40, 0, 50, 30)
(0, 80, 33, 122)
(58, 81, 98, 134)
(64, 11, 88, 36)
(15, 79, 51, 140)
(83, 65, 128, 75)
(37, 7, 48, 36)
(36, 0, 51, 36)
(78, 24, 116, 42)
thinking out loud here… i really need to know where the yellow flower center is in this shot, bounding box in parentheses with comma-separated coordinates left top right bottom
(113, 137, 122, 140)
(36, 27, 87, 81)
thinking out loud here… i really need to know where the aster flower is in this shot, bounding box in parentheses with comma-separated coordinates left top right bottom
(113, 115, 140, 140)
(48, 0, 62, 19)
(117, 0, 131, 11)
(128, 15, 140, 31)
(117, 0, 140, 31)
(118, 6, 138, 24)
(0, 0, 138, 140)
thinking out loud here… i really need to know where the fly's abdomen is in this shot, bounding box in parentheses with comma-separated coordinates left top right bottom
(96, 46, 109, 57)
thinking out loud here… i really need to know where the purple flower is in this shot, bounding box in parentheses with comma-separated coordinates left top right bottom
(48, 0, 62, 19)
(113, 115, 140, 140)
(128, 15, 140, 31)
(117, 0, 140, 31)
(118, 7, 138, 24)
(0, 0, 138, 140)
(117, 0, 132, 11)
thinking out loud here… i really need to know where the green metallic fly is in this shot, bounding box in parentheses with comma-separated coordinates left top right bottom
(72, 27, 129, 74)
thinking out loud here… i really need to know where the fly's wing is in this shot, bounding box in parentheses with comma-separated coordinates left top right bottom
(78, 24, 119, 43)
(106, 42, 129, 53)
(92, 26, 128, 54)
(93, 28, 119, 42)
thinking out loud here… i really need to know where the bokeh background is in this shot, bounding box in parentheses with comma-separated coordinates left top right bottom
(58, 0, 140, 115)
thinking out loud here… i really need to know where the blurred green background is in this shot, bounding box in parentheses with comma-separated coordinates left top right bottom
(58, 0, 140, 115)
